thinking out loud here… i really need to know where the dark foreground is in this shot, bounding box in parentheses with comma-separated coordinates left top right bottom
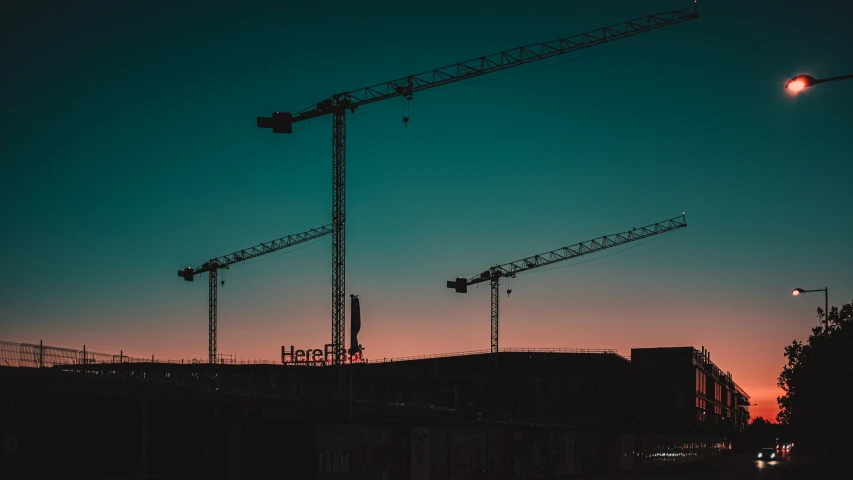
(576, 453, 850, 480)
(5, 366, 850, 479)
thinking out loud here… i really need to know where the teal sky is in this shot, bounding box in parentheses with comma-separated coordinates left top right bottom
(2, 0, 851, 420)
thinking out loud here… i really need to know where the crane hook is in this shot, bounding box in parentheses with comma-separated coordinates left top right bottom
(402, 97, 411, 126)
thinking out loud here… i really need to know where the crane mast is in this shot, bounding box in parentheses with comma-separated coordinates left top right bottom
(178, 224, 332, 363)
(257, 6, 699, 367)
(447, 214, 688, 353)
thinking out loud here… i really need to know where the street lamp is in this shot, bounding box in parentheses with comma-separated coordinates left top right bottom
(791, 287, 829, 329)
(785, 73, 853, 93)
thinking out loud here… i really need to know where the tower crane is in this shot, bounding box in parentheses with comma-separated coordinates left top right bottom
(177, 224, 332, 364)
(446, 215, 687, 353)
(256, 6, 699, 365)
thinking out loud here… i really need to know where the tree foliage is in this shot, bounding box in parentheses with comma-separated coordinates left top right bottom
(734, 416, 787, 453)
(777, 299, 853, 448)
(751, 416, 772, 427)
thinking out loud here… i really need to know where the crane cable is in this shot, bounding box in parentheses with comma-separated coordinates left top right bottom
(536, 229, 675, 275)
(403, 97, 411, 126)
(234, 236, 326, 268)
(502, 229, 677, 297)
(294, 25, 632, 117)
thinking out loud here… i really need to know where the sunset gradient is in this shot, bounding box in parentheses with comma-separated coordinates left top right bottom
(3, 0, 852, 425)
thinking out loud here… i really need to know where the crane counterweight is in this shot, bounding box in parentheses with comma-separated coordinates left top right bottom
(178, 267, 195, 282)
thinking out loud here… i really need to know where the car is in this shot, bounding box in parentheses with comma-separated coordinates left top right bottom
(757, 447, 777, 461)
(786, 445, 798, 461)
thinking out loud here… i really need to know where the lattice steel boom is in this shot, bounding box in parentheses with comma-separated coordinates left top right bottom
(331, 112, 346, 370)
(178, 224, 332, 363)
(257, 6, 699, 366)
(447, 214, 688, 353)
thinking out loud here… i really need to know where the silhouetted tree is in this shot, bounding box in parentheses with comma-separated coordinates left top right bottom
(733, 416, 785, 453)
(777, 300, 853, 457)
(751, 416, 772, 427)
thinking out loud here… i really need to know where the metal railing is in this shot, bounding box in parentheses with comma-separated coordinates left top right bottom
(0, 340, 328, 368)
(375, 347, 621, 363)
(218, 358, 281, 365)
(0, 339, 624, 369)
(0, 340, 150, 368)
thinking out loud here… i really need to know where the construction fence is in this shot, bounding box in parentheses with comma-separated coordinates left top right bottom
(0, 339, 625, 370)
(0, 340, 258, 368)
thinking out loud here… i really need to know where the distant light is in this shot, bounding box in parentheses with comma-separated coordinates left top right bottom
(786, 79, 806, 92)
(785, 75, 818, 94)
(792, 288, 804, 296)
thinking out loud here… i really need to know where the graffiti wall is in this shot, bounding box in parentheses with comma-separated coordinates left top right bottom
(449, 429, 486, 479)
(636, 433, 719, 466)
(411, 426, 430, 480)
(390, 424, 411, 480)
(312, 424, 636, 480)
(619, 434, 635, 470)
(579, 431, 622, 474)
(430, 427, 449, 480)
(316, 424, 393, 480)
(486, 428, 504, 477)
(512, 429, 575, 479)
(423, 427, 505, 480)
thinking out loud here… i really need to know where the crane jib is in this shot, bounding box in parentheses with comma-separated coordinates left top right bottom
(257, 6, 699, 133)
(177, 223, 333, 363)
(446, 214, 687, 353)
(447, 214, 687, 292)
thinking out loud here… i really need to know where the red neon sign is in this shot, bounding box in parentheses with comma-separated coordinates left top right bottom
(281, 344, 364, 365)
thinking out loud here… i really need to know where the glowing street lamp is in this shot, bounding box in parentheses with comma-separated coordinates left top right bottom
(791, 287, 829, 329)
(785, 73, 853, 93)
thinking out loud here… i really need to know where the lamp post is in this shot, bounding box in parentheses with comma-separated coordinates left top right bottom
(785, 73, 853, 93)
(791, 287, 829, 329)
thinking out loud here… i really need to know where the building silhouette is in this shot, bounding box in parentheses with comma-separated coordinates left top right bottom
(0, 341, 749, 479)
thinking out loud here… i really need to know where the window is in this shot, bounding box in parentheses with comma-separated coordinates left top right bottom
(695, 369, 707, 396)
(696, 397, 706, 422)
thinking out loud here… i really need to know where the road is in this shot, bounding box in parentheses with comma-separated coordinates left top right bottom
(578, 453, 817, 480)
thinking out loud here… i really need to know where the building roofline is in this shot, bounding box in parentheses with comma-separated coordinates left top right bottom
(374, 347, 626, 364)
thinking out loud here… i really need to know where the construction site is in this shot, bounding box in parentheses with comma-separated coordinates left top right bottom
(1, 339, 750, 479)
(0, 3, 756, 480)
